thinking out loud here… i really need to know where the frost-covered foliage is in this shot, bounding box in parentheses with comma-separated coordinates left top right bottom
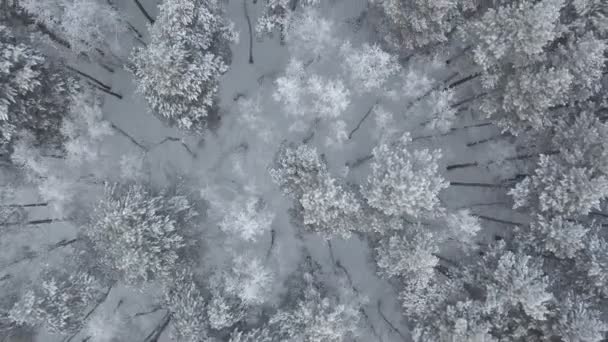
(223, 257, 274, 306)
(510, 154, 608, 218)
(8, 269, 102, 335)
(586, 236, 608, 296)
(0, 25, 73, 151)
(550, 297, 608, 342)
(8, 92, 112, 214)
(375, 224, 439, 279)
(527, 215, 589, 259)
(83, 183, 197, 285)
(19, 0, 127, 58)
(269, 273, 362, 342)
(229, 328, 273, 342)
(444, 209, 482, 249)
(463, 0, 607, 133)
(163, 270, 210, 342)
(61, 92, 113, 164)
(256, 0, 320, 39)
(371, 0, 476, 51)
(218, 195, 275, 242)
(271, 143, 362, 238)
(273, 58, 351, 139)
(339, 42, 401, 92)
(362, 133, 448, 218)
(410, 243, 556, 341)
(130, 0, 236, 132)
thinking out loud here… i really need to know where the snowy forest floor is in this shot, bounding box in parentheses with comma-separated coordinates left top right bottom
(0, 0, 535, 341)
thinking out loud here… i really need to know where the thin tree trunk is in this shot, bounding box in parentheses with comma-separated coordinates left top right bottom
(377, 300, 409, 341)
(134, 306, 164, 317)
(133, 0, 155, 24)
(0, 202, 48, 208)
(66, 66, 112, 90)
(348, 100, 379, 139)
(405, 72, 459, 114)
(445, 45, 472, 65)
(265, 229, 276, 263)
(450, 181, 506, 188)
(466, 134, 503, 147)
(127, 22, 144, 38)
(244, 0, 254, 64)
(447, 72, 482, 89)
(452, 92, 487, 109)
(0, 218, 69, 227)
(345, 154, 373, 169)
(151, 137, 197, 158)
(446, 161, 478, 171)
(91, 84, 123, 100)
(65, 285, 114, 342)
(143, 314, 171, 342)
(475, 214, 523, 226)
(110, 123, 148, 151)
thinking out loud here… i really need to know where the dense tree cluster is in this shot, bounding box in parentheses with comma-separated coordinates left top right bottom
(1, 0, 608, 340)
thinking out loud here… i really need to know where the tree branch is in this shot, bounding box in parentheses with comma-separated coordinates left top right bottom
(348, 100, 379, 140)
(243, 0, 254, 64)
(142, 313, 171, 342)
(377, 300, 408, 341)
(133, 0, 155, 24)
(450, 181, 506, 188)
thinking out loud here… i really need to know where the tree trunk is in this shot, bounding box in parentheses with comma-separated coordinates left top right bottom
(110, 123, 148, 151)
(66, 66, 112, 90)
(1, 202, 48, 208)
(133, 0, 155, 24)
(348, 100, 379, 139)
(450, 181, 506, 188)
(244, 0, 254, 64)
(447, 72, 482, 89)
(446, 161, 478, 171)
(475, 214, 523, 226)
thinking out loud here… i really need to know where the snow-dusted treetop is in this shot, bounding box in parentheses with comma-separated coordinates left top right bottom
(0, 24, 73, 151)
(362, 133, 448, 218)
(83, 183, 198, 285)
(130, 0, 236, 132)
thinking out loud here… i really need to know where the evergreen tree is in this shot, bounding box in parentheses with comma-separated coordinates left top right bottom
(130, 0, 236, 132)
(0, 24, 73, 153)
(271, 143, 362, 238)
(82, 183, 198, 285)
(8, 269, 103, 335)
(362, 133, 448, 218)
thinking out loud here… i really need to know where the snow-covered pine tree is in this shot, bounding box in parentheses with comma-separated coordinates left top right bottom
(256, 0, 320, 41)
(217, 195, 275, 242)
(339, 41, 401, 93)
(268, 272, 362, 342)
(18, 0, 128, 63)
(0, 24, 73, 154)
(61, 91, 113, 164)
(82, 182, 198, 286)
(163, 269, 210, 342)
(548, 296, 608, 342)
(130, 0, 236, 132)
(510, 113, 608, 219)
(371, 0, 477, 52)
(409, 242, 555, 341)
(462, 0, 607, 134)
(510, 154, 608, 218)
(362, 132, 448, 219)
(8, 269, 103, 335)
(270, 143, 362, 239)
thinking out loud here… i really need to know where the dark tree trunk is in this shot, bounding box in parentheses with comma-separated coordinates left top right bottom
(66, 66, 112, 90)
(244, 0, 254, 64)
(133, 0, 155, 24)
